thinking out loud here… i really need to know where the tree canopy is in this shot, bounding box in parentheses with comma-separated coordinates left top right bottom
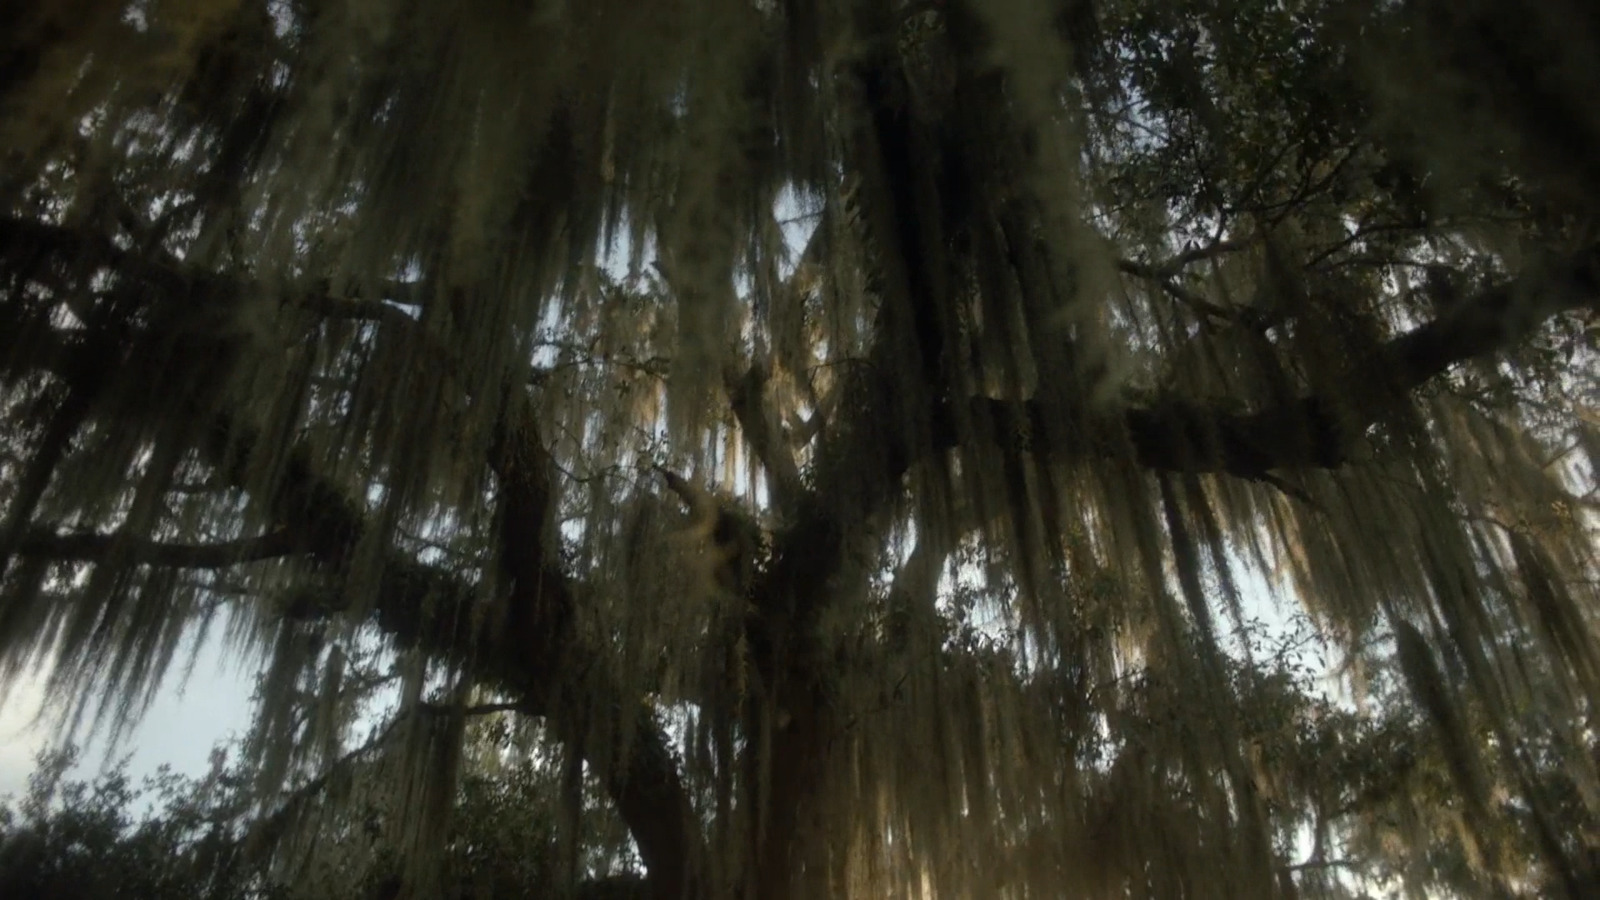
(2, 0, 1599, 897)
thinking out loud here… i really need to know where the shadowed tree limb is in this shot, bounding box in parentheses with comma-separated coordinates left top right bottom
(0, 307, 705, 899)
(1107, 244, 1600, 477)
(487, 392, 707, 899)
(725, 359, 806, 511)
(235, 412, 702, 899)
(15, 527, 299, 568)
(1116, 256, 1274, 329)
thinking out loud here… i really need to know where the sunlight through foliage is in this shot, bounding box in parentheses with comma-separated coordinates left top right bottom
(2, 0, 1599, 897)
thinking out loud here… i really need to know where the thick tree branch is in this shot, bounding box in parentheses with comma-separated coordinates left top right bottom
(1, 216, 704, 900)
(1110, 245, 1600, 476)
(217, 413, 702, 900)
(885, 530, 956, 652)
(488, 396, 704, 900)
(1164, 238, 1249, 271)
(724, 360, 805, 511)
(16, 527, 298, 568)
(1116, 257, 1274, 329)
(417, 700, 531, 717)
(0, 214, 191, 297)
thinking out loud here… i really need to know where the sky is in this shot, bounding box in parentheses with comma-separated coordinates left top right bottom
(0, 633, 258, 803)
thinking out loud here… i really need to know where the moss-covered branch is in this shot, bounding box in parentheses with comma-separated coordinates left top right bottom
(1113, 245, 1600, 476)
(15, 527, 298, 568)
(0, 216, 705, 900)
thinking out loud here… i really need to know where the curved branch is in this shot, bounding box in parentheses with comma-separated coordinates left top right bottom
(1116, 257, 1274, 329)
(724, 360, 805, 510)
(1115, 245, 1599, 476)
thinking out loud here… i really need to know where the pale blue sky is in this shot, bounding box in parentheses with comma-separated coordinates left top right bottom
(0, 635, 257, 801)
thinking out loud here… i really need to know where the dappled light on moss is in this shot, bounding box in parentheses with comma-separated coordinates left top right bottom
(2, 0, 1599, 897)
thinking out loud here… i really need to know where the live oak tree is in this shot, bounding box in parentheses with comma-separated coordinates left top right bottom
(2, 0, 1599, 898)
